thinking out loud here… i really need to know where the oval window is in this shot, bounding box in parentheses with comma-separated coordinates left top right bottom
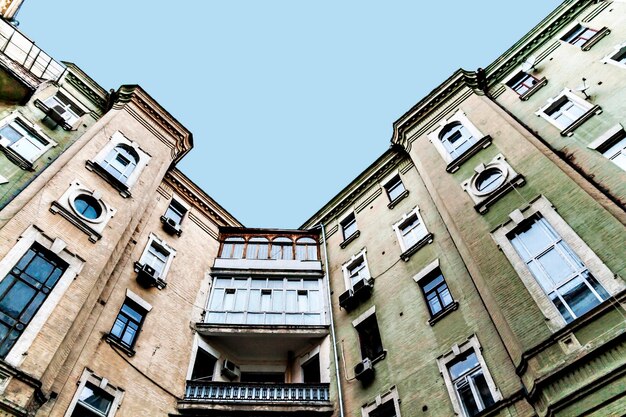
(475, 168, 505, 194)
(73, 195, 103, 220)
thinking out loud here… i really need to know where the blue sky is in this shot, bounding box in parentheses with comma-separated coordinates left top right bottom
(19, 1, 561, 228)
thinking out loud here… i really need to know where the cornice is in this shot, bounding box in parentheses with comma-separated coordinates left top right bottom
(61, 62, 107, 110)
(484, 0, 600, 88)
(113, 85, 193, 165)
(391, 69, 481, 150)
(164, 169, 242, 228)
(301, 147, 408, 228)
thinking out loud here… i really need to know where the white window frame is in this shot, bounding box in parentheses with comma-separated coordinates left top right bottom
(361, 386, 402, 417)
(64, 368, 124, 417)
(89, 131, 150, 191)
(392, 207, 428, 252)
(491, 196, 624, 331)
(42, 90, 86, 127)
(587, 124, 626, 171)
(342, 248, 371, 291)
(602, 41, 626, 70)
(0, 225, 84, 367)
(138, 234, 176, 280)
(437, 335, 502, 417)
(536, 89, 593, 131)
(0, 113, 56, 164)
(427, 110, 484, 164)
(50, 180, 117, 242)
(164, 197, 190, 226)
(185, 335, 220, 382)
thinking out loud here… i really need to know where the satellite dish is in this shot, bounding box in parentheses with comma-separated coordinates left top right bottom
(575, 78, 590, 98)
(521, 56, 536, 72)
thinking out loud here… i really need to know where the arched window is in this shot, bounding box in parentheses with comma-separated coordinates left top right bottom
(439, 122, 477, 160)
(221, 237, 245, 259)
(296, 237, 318, 261)
(101, 144, 139, 184)
(246, 237, 269, 259)
(271, 237, 293, 260)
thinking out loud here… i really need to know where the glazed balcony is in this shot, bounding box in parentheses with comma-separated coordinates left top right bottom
(178, 381, 333, 416)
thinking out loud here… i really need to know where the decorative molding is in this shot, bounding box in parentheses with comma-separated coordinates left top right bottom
(113, 85, 192, 165)
(64, 71, 106, 109)
(355, 189, 382, 213)
(581, 1, 611, 23)
(399, 160, 414, 174)
(188, 212, 218, 240)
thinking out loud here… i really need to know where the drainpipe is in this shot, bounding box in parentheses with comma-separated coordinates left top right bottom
(319, 222, 345, 417)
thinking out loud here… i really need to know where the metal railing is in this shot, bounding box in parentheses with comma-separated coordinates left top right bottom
(0, 18, 64, 81)
(184, 381, 330, 403)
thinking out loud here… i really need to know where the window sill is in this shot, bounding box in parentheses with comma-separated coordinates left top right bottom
(400, 233, 434, 262)
(581, 27, 610, 51)
(85, 160, 132, 198)
(474, 174, 525, 214)
(428, 301, 459, 326)
(104, 334, 136, 357)
(0, 144, 35, 171)
(560, 105, 602, 137)
(387, 190, 409, 209)
(371, 350, 387, 365)
(49, 201, 101, 243)
(445, 135, 492, 173)
(33, 99, 74, 131)
(518, 77, 548, 101)
(339, 230, 360, 249)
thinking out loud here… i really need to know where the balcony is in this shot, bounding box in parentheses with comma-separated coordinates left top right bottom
(178, 381, 333, 416)
(0, 19, 64, 102)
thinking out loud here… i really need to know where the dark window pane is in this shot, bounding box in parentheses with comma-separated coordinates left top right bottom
(0, 281, 36, 317)
(457, 382, 480, 417)
(473, 372, 495, 409)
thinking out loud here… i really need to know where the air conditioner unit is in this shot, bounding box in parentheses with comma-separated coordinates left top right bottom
(338, 288, 357, 311)
(160, 215, 182, 236)
(352, 278, 374, 302)
(354, 357, 375, 382)
(135, 262, 164, 289)
(221, 359, 241, 381)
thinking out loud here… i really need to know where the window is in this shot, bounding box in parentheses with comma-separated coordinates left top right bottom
(42, 93, 83, 127)
(205, 277, 323, 325)
(369, 401, 397, 417)
(101, 144, 139, 184)
(447, 350, 496, 417)
(344, 254, 370, 289)
(70, 383, 115, 417)
(562, 24, 597, 46)
(163, 200, 187, 226)
(109, 299, 146, 350)
(220, 237, 245, 259)
(603, 42, 626, 69)
(246, 237, 269, 259)
(72, 194, 103, 220)
(506, 72, 539, 96)
(383, 175, 406, 203)
(0, 117, 54, 165)
(508, 215, 609, 323)
(354, 313, 384, 360)
(270, 237, 294, 260)
(190, 348, 217, 382)
(295, 237, 318, 261)
(421, 271, 454, 317)
(362, 389, 401, 417)
(544, 97, 587, 129)
(86, 131, 150, 197)
(393, 208, 429, 254)
(601, 136, 626, 171)
(439, 122, 478, 161)
(0, 243, 67, 357)
(142, 241, 170, 276)
(340, 213, 358, 241)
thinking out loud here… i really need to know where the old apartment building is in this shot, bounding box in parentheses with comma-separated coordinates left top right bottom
(0, 0, 625, 416)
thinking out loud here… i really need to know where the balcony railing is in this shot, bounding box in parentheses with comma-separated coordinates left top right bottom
(0, 19, 64, 81)
(184, 381, 330, 403)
